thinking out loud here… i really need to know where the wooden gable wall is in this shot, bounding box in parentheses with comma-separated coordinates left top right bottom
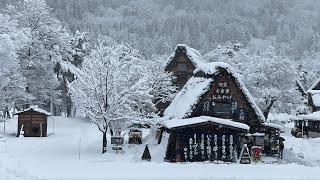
(191, 68, 261, 131)
(165, 50, 196, 90)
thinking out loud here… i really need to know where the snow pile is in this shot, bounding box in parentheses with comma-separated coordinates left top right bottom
(298, 111, 320, 121)
(166, 44, 205, 68)
(194, 62, 266, 123)
(285, 136, 320, 164)
(164, 77, 213, 118)
(14, 106, 52, 116)
(311, 94, 320, 107)
(161, 116, 250, 130)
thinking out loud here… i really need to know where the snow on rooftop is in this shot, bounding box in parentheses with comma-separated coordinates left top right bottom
(163, 76, 213, 119)
(308, 78, 320, 92)
(298, 111, 320, 121)
(311, 94, 320, 107)
(14, 106, 52, 116)
(262, 122, 283, 131)
(193, 62, 266, 123)
(160, 116, 250, 130)
(59, 61, 81, 76)
(166, 44, 205, 68)
(296, 79, 306, 93)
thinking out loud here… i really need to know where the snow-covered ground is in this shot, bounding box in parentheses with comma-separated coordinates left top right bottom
(1, 116, 320, 180)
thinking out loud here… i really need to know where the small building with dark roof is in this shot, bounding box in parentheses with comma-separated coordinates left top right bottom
(14, 106, 51, 137)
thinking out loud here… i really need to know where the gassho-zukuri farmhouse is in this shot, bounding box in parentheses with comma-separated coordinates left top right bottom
(153, 61, 283, 163)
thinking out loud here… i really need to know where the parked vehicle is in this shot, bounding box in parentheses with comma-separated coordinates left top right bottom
(128, 122, 143, 144)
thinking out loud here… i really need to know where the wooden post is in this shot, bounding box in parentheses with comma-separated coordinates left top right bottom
(40, 123, 43, 137)
(79, 137, 81, 159)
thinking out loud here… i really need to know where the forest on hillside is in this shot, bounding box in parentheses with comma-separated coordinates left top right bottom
(1, 0, 320, 119)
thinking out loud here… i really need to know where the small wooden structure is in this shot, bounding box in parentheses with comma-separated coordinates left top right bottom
(295, 112, 320, 138)
(14, 106, 51, 137)
(160, 116, 249, 162)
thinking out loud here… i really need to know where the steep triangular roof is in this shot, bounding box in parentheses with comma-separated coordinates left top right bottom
(164, 62, 265, 122)
(296, 79, 306, 96)
(165, 44, 204, 68)
(307, 78, 320, 107)
(307, 78, 320, 93)
(14, 106, 52, 116)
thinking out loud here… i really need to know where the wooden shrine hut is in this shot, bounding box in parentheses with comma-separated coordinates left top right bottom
(296, 111, 320, 138)
(306, 78, 320, 112)
(157, 44, 204, 116)
(14, 106, 51, 137)
(156, 62, 282, 162)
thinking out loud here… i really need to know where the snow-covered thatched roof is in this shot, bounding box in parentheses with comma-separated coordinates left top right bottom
(296, 79, 306, 94)
(308, 78, 320, 92)
(164, 62, 265, 122)
(160, 116, 250, 131)
(163, 77, 213, 119)
(194, 62, 265, 122)
(166, 44, 204, 68)
(298, 111, 320, 121)
(14, 106, 52, 116)
(306, 78, 320, 107)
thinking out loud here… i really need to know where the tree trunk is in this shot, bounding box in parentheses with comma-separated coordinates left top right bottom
(110, 128, 114, 136)
(66, 96, 72, 117)
(102, 131, 107, 154)
(5, 107, 11, 119)
(263, 99, 275, 119)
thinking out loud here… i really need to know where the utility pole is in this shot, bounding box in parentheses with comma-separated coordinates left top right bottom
(52, 116, 55, 135)
(78, 137, 81, 159)
(3, 118, 5, 138)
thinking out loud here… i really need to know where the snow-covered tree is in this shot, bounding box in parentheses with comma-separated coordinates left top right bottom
(245, 47, 300, 117)
(69, 41, 155, 153)
(206, 45, 301, 117)
(146, 55, 177, 115)
(53, 30, 90, 117)
(0, 13, 31, 117)
(6, 0, 72, 110)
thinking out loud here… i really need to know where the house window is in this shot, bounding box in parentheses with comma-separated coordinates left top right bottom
(213, 103, 231, 114)
(178, 63, 187, 71)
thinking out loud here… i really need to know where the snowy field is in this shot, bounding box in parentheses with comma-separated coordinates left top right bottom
(1, 116, 320, 180)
